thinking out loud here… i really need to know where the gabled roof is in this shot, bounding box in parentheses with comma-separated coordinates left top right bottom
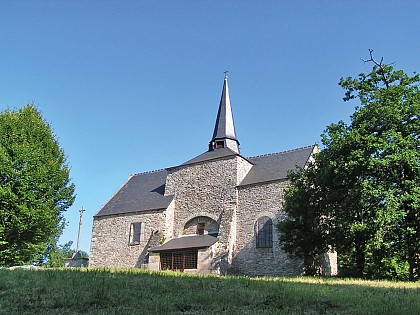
(70, 250, 88, 260)
(95, 146, 315, 217)
(148, 234, 218, 252)
(239, 145, 315, 186)
(94, 169, 173, 217)
(179, 147, 242, 167)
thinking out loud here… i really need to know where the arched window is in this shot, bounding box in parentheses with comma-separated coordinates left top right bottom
(183, 216, 219, 236)
(256, 216, 273, 248)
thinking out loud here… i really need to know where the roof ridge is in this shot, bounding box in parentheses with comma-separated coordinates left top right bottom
(133, 168, 167, 176)
(247, 145, 315, 159)
(177, 147, 239, 168)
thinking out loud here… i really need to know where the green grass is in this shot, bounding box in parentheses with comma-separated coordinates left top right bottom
(0, 268, 419, 314)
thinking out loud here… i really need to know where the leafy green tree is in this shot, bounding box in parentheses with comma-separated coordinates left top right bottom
(43, 240, 74, 268)
(0, 105, 75, 266)
(279, 51, 419, 281)
(278, 162, 331, 276)
(41, 240, 89, 267)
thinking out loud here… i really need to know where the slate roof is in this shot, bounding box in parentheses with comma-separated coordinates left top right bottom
(148, 234, 218, 252)
(94, 169, 173, 217)
(71, 250, 84, 259)
(95, 146, 315, 217)
(239, 145, 315, 186)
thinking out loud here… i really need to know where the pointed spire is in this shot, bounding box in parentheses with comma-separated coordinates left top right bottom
(209, 75, 240, 153)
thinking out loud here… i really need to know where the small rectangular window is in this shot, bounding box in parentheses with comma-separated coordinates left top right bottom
(216, 141, 224, 148)
(129, 222, 142, 245)
(197, 223, 205, 235)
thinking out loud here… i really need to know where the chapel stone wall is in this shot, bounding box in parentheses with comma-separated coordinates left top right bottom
(165, 156, 242, 273)
(89, 210, 166, 268)
(233, 180, 304, 276)
(165, 156, 238, 238)
(236, 155, 253, 185)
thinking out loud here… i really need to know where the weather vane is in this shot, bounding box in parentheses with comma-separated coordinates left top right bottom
(224, 70, 229, 78)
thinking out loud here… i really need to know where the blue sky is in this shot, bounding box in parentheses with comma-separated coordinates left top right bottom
(1, 1, 419, 254)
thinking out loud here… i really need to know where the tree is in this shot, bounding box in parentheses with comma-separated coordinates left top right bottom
(43, 240, 74, 268)
(278, 162, 331, 276)
(279, 51, 419, 281)
(0, 105, 75, 266)
(41, 240, 89, 267)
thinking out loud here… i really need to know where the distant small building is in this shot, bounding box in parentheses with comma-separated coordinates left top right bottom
(64, 251, 89, 268)
(89, 77, 337, 276)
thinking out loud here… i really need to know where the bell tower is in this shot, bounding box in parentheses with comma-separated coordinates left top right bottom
(209, 75, 240, 153)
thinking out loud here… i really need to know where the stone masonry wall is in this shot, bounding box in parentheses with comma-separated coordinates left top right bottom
(233, 180, 304, 276)
(236, 155, 253, 185)
(165, 156, 243, 273)
(166, 156, 238, 238)
(89, 210, 166, 268)
(164, 201, 175, 240)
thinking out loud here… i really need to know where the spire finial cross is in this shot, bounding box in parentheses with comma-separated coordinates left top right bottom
(224, 70, 229, 79)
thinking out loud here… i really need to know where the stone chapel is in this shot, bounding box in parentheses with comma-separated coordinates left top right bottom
(89, 77, 337, 276)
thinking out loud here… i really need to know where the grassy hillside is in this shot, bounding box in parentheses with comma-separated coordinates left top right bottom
(0, 268, 419, 314)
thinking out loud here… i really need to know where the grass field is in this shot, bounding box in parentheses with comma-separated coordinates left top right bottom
(0, 268, 419, 314)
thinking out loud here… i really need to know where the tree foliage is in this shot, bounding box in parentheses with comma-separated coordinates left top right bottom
(43, 240, 74, 268)
(41, 240, 89, 267)
(0, 105, 75, 266)
(279, 52, 419, 281)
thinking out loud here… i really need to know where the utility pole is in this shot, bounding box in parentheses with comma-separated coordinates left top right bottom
(76, 207, 85, 253)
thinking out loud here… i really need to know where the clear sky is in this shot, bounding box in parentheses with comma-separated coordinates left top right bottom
(1, 1, 419, 254)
